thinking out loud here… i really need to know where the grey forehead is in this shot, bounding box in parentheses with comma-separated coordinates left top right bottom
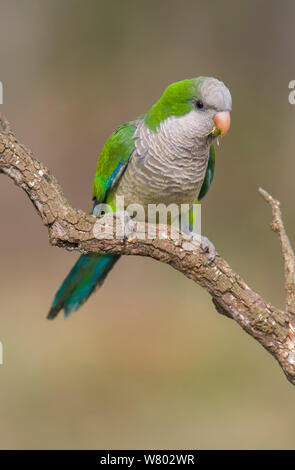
(200, 78, 232, 111)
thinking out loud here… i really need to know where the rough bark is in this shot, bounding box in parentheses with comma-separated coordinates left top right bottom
(1, 113, 295, 385)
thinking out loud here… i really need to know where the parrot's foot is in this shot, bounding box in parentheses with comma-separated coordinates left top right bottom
(200, 235, 216, 265)
(189, 233, 216, 265)
(113, 210, 134, 240)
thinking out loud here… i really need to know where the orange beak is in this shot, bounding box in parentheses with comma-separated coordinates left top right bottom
(213, 111, 231, 136)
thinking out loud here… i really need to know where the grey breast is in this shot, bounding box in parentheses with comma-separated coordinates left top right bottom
(115, 116, 210, 210)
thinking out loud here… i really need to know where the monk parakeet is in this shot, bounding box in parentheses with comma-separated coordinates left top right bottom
(48, 77, 232, 318)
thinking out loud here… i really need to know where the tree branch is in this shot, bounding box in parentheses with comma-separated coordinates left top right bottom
(259, 188, 295, 316)
(1, 113, 295, 385)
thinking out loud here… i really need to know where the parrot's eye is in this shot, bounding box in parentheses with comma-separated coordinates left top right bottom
(195, 99, 204, 109)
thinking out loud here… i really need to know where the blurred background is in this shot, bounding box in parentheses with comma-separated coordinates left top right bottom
(0, 0, 295, 450)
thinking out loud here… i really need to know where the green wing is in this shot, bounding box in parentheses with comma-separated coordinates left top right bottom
(92, 122, 137, 204)
(189, 144, 215, 231)
(198, 144, 215, 201)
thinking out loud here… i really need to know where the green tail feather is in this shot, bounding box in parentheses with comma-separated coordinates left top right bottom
(48, 253, 120, 319)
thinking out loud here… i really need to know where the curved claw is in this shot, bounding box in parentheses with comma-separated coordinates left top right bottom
(200, 236, 216, 265)
(189, 233, 216, 265)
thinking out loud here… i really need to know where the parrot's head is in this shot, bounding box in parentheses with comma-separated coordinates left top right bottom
(144, 77, 232, 144)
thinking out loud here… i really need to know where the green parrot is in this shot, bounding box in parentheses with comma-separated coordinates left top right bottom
(48, 77, 232, 318)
